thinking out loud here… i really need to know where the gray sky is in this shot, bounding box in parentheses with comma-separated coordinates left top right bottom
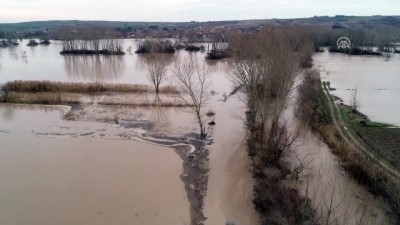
(0, 0, 399, 23)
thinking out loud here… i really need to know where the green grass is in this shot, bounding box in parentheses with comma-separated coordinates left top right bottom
(359, 120, 393, 128)
(337, 104, 394, 128)
(338, 105, 349, 122)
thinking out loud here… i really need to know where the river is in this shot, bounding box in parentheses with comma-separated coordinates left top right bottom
(314, 51, 400, 126)
(1, 40, 398, 225)
(0, 40, 258, 225)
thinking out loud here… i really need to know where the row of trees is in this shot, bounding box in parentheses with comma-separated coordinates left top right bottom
(62, 39, 123, 53)
(229, 28, 301, 165)
(60, 28, 124, 55)
(228, 28, 317, 224)
(135, 39, 175, 54)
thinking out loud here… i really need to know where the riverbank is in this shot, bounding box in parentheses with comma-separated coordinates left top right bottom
(297, 69, 400, 221)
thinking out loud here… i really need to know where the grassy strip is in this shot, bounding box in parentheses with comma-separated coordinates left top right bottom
(338, 104, 393, 128)
(2, 80, 178, 94)
(333, 102, 400, 171)
(298, 69, 400, 220)
(321, 82, 400, 172)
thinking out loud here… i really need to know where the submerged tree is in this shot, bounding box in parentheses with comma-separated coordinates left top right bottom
(60, 28, 124, 55)
(146, 54, 168, 93)
(0, 84, 10, 103)
(350, 87, 359, 113)
(229, 29, 300, 156)
(172, 56, 209, 138)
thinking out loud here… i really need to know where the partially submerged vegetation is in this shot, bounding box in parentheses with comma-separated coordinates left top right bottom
(172, 56, 210, 138)
(328, 90, 400, 171)
(27, 39, 39, 46)
(229, 28, 318, 225)
(135, 39, 175, 54)
(297, 69, 400, 221)
(184, 45, 204, 52)
(2, 80, 178, 94)
(60, 28, 124, 55)
(1, 39, 19, 47)
(0, 80, 183, 106)
(2, 18, 400, 225)
(328, 46, 382, 56)
(205, 42, 229, 60)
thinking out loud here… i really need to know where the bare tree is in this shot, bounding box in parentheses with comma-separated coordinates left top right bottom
(0, 83, 10, 103)
(146, 54, 168, 93)
(350, 87, 359, 113)
(172, 56, 209, 138)
(228, 29, 299, 164)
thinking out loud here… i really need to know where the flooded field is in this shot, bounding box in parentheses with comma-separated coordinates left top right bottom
(0, 42, 258, 225)
(0, 39, 192, 84)
(0, 104, 190, 225)
(314, 51, 400, 126)
(1, 40, 398, 225)
(284, 87, 396, 225)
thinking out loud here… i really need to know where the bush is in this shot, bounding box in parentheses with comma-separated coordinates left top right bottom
(135, 40, 175, 54)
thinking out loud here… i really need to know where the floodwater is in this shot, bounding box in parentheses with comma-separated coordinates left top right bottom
(289, 131, 394, 225)
(203, 66, 259, 225)
(0, 104, 190, 225)
(2, 40, 396, 225)
(0, 41, 258, 225)
(284, 87, 395, 225)
(314, 51, 400, 126)
(0, 39, 140, 83)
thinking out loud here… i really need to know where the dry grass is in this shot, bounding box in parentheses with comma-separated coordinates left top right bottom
(5, 92, 191, 107)
(4, 80, 178, 94)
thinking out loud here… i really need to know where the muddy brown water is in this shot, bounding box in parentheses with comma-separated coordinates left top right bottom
(283, 83, 396, 225)
(0, 41, 259, 224)
(0, 104, 190, 225)
(1, 41, 398, 225)
(314, 51, 400, 126)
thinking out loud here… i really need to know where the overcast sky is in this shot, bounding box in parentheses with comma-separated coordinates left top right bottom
(0, 0, 399, 23)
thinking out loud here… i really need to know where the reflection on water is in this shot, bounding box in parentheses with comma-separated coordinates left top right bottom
(148, 94, 169, 130)
(0, 39, 227, 85)
(291, 130, 395, 225)
(284, 88, 395, 225)
(64, 55, 126, 81)
(1, 105, 15, 120)
(137, 53, 176, 67)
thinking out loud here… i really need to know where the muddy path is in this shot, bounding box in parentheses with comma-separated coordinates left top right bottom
(283, 84, 396, 225)
(322, 86, 400, 180)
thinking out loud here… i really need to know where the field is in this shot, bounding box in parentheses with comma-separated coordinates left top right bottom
(335, 104, 400, 171)
(355, 126, 400, 171)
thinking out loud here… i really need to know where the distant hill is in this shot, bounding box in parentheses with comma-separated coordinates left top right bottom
(1, 16, 399, 31)
(1, 16, 399, 41)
